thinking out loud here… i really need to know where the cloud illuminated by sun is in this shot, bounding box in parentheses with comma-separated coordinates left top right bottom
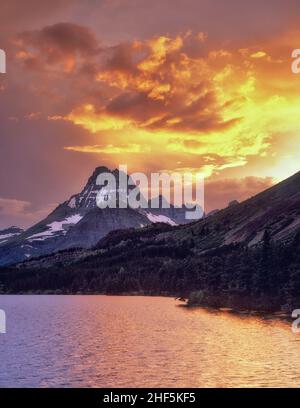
(15, 25, 300, 181)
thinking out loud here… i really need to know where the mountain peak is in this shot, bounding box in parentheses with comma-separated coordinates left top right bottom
(87, 166, 111, 186)
(68, 166, 133, 210)
(0, 165, 196, 266)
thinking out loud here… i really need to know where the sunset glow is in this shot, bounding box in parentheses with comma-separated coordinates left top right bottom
(1, 1, 300, 227)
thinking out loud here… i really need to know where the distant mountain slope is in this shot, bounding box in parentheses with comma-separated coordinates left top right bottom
(175, 169, 300, 252)
(0, 166, 195, 266)
(0, 227, 23, 245)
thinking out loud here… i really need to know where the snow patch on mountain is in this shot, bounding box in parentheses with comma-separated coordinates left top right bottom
(0, 227, 23, 244)
(146, 212, 177, 226)
(0, 233, 16, 241)
(27, 214, 84, 242)
(68, 197, 76, 208)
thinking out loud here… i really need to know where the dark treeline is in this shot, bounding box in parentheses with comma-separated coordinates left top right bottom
(1, 228, 300, 312)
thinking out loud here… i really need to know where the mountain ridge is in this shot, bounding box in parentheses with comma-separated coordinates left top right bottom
(12, 169, 300, 269)
(0, 166, 195, 266)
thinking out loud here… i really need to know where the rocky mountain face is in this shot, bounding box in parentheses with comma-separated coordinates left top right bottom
(0, 166, 196, 266)
(14, 169, 300, 270)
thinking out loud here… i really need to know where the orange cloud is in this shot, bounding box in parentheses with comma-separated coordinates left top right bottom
(15, 25, 300, 184)
(64, 143, 151, 154)
(50, 104, 133, 132)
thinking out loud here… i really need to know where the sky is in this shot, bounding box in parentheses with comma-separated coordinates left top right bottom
(1, 0, 300, 228)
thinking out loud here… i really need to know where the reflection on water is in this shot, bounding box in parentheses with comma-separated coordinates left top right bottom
(0, 295, 299, 387)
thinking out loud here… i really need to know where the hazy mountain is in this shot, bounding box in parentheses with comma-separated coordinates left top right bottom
(0, 227, 23, 245)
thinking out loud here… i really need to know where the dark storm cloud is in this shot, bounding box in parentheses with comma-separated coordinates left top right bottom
(106, 92, 165, 122)
(15, 23, 100, 71)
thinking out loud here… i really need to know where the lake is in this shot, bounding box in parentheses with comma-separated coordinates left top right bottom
(0, 295, 299, 387)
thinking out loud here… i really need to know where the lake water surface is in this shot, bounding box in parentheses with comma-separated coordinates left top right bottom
(0, 295, 300, 387)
